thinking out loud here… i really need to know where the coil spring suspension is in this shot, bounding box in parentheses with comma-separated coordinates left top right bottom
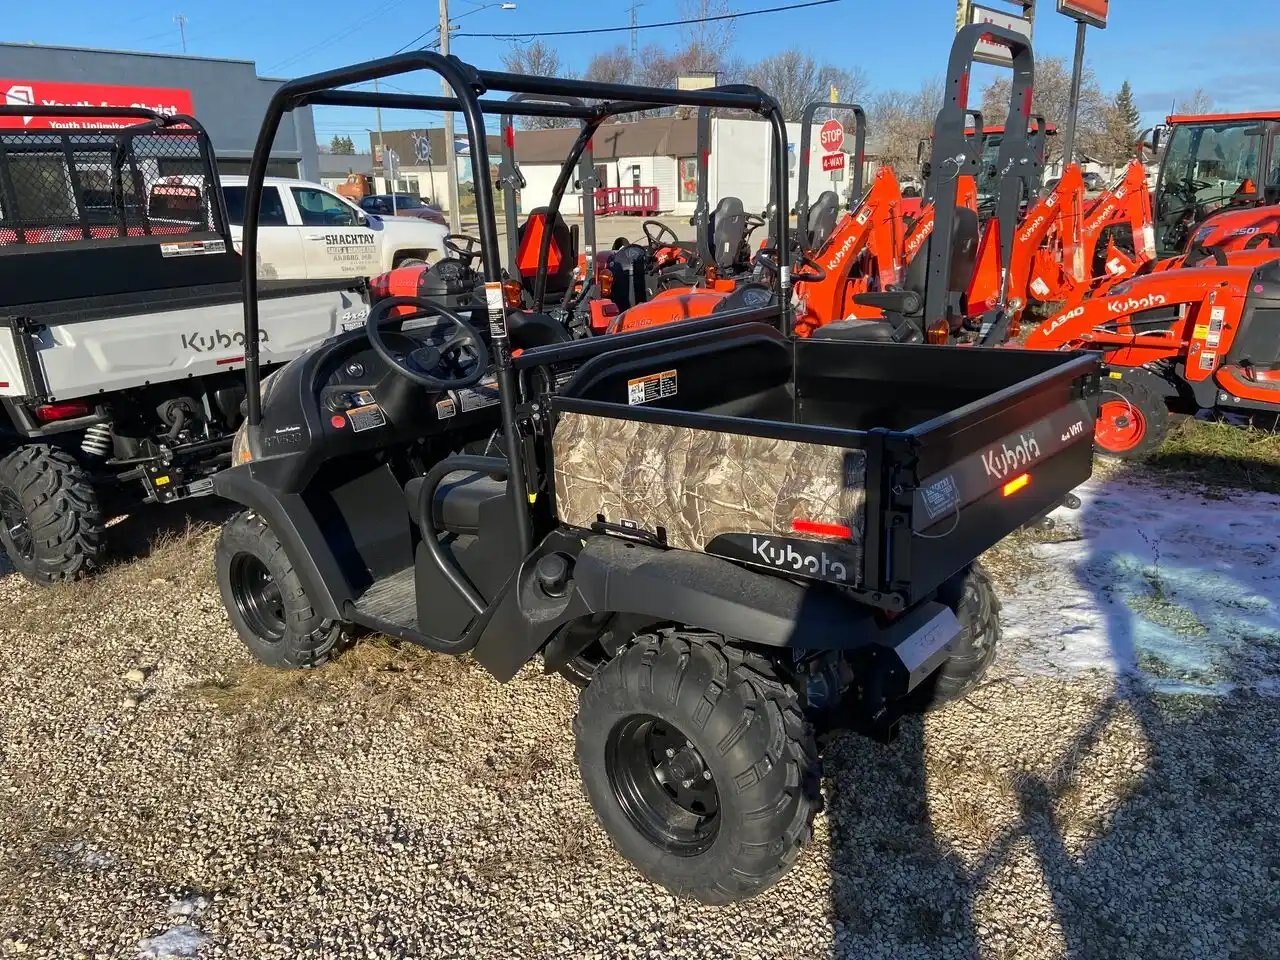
(81, 423, 113, 458)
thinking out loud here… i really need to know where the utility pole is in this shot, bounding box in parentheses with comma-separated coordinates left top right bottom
(439, 0, 462, 233)
(374, 77, 387, 195)
(629, 1, 643, 58)
(174, 14, 188, 54)
(1059, 19, 1086, 167)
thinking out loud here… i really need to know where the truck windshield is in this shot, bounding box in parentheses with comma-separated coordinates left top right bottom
(1156, 120, 1263, 252)
(976, 133, 1003, 207)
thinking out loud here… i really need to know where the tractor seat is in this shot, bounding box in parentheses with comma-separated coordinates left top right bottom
(405, 471, 508, 536)
(811, 319, 901, 342)
(806, 190, 840, 250)
(903, 205, 980, 296)
(709, 196, 748, 273)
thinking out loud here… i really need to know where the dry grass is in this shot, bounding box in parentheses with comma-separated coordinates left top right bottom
(1136, 418, 1280, 494)
(981, 522, 1082, 594)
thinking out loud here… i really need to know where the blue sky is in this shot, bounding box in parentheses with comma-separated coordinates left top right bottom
(7, 0, 1279, 146)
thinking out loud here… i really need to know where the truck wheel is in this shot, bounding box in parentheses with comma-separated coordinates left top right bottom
(574, 631, 820, 904)
(1095, 376, 1169, 459)
(910, 563, 1001, 710)
(0, 445, 102, 585)
(215, 511, 343, 668)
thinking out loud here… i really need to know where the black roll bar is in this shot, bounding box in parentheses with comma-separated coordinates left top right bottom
(922, 23, 1035, 339)
(794, 100, 867, 247)
(238, 54, 794, 571)
(0, 105, 231, 243)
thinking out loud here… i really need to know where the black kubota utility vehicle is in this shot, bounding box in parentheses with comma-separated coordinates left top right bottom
(213, 44, 1100, 903)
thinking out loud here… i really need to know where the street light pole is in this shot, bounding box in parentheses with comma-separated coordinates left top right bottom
(439, 0, 463, 233)
(1060, 19, 1087, 169)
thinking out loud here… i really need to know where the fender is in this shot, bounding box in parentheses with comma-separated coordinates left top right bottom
(470, 534, 961, 693)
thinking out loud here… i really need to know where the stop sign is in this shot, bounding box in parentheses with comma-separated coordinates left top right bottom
(819, 119, 845, 153)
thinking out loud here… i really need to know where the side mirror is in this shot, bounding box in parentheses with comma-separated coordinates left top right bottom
(916, 139, 928, 165)
(356, 211, 369, 226)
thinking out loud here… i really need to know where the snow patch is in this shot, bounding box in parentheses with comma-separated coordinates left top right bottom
(137, 925, 209, 959)
(997, 476, 1280, 695)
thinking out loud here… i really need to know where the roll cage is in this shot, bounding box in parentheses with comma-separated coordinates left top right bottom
(238, 53, 790, 556)
(794, 98, 867, 242)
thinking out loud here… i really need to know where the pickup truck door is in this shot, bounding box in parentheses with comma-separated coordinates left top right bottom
(223, 185, 306, 280)
(286, 185, 381, 280)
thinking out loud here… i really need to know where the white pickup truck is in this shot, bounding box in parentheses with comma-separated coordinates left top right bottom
(220, 176, 448, 281)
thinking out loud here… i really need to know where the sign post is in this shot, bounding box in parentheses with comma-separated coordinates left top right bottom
(1057, 0, 1109, 165)
(956, 0, 1035, 67)
(819, 119, 846, 184)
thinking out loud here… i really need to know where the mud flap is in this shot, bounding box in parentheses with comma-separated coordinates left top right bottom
(880, 601, 963, 693)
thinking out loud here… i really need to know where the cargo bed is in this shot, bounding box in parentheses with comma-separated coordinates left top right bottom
(548, 323, 1099, 608)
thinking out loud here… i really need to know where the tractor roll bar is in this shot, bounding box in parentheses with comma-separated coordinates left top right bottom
(923, 22, 1035, 339)
(795, 100, 867, 241)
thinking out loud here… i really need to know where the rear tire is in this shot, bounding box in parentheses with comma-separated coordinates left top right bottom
(574, 630, 820, 903)
(0, 444, 102, 586)
(215, 511, 343, 668)
(1095, 376, 1169, 460)
(909, 563, 1001, 710)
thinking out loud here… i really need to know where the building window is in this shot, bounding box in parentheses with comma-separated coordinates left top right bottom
(678, 156, 697, 202)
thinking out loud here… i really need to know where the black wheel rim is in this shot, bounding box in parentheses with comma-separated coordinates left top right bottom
(0, 484, 34, 562)
(606, 714, 721, 856)
(229, 552, 286, 643)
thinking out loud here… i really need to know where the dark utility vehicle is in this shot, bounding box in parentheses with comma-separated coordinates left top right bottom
(0, 106, 366, 585)
(214, 34, 1099, 902)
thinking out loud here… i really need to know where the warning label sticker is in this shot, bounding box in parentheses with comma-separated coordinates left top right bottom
(921, 473, 960, 520)
(455, 375, 500, 413)
(485, 281, 507, 340)
(627, 369, 678, 405)
(160, 239, 226, 257)
(347, 403, 387, 433)
(1199, 351, 1217, 371)
(436, 397, 456, 420)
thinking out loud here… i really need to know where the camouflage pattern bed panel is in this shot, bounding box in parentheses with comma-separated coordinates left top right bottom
(552, 410, 867, 584)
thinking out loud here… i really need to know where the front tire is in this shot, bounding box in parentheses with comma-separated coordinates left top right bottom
(0, 445, 103, 586)
(1095, 376, 1170, 459)
(574, 630, 820, 904)
(215, 511, 343, 668)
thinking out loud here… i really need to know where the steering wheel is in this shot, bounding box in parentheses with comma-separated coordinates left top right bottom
(755, 248, 827, 284)
(365, 296, 489, 391)
(642, 219, 679, 249)
(744, 213, 767, 235)
(444, 233, 482, 264)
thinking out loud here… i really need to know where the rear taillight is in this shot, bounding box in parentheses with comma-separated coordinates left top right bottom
(599, 270, 614, 297)
(33, 400, 91, 423)
(926, 319, 950, 344)
(502, 279, 524, 308)
(791, 518, 853, 539)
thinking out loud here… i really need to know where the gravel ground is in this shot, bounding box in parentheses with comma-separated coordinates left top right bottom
(1, 505, 1279, 959)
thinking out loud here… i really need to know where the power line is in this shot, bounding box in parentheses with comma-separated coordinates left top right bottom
(453, 0, 842, 40)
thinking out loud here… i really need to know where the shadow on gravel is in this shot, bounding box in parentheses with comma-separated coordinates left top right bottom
(823, 721, 978, 958)
(104, 498, 235, 567)
(966, 482, 1280, 959)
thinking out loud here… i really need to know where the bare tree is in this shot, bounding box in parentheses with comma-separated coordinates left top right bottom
(1176, 88, 1214, 115)
(743, 49, 869, 121)
(678, 0, 734, 73)
(501, 41, 575, 128)
(869, 79, 943, 171)
(981, 56, 1107, 164)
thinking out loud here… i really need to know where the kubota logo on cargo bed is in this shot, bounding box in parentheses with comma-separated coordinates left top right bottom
(181, 329, 269, 353)
(981, 432, 1042, 480)
(750, 537, 849, 581)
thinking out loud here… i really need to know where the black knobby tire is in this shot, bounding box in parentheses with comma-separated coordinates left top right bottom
(1095, 375, 1170, 460)
(0, 445, 103, 585)
(215, 511, 343, 668)
(574, 630, 821, 904)
(910, 563, 1001, 710)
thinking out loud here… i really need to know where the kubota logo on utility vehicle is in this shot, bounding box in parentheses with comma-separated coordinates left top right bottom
(1018, 214, 1046, 243)
(906, 221, 933, 256)
(825, 233, 860, 272)
(981, 432, 1042, 480)
(1106, 293, 1166, 315)
(750, 537, 849, 581)
(181, 329, 269, 353)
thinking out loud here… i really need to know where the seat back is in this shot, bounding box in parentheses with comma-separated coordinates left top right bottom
(709, 196, 748, 272)
(904, 204, 980, 297)
(806, 190, 840, 251)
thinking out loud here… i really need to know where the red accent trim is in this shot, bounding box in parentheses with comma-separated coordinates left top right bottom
(504, 124, 515, 149)
(1022, 87, 1034, 118)
(216, 355, 244, 366)
(791, 519, 853, 539)
(957, 71, 970, 110)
